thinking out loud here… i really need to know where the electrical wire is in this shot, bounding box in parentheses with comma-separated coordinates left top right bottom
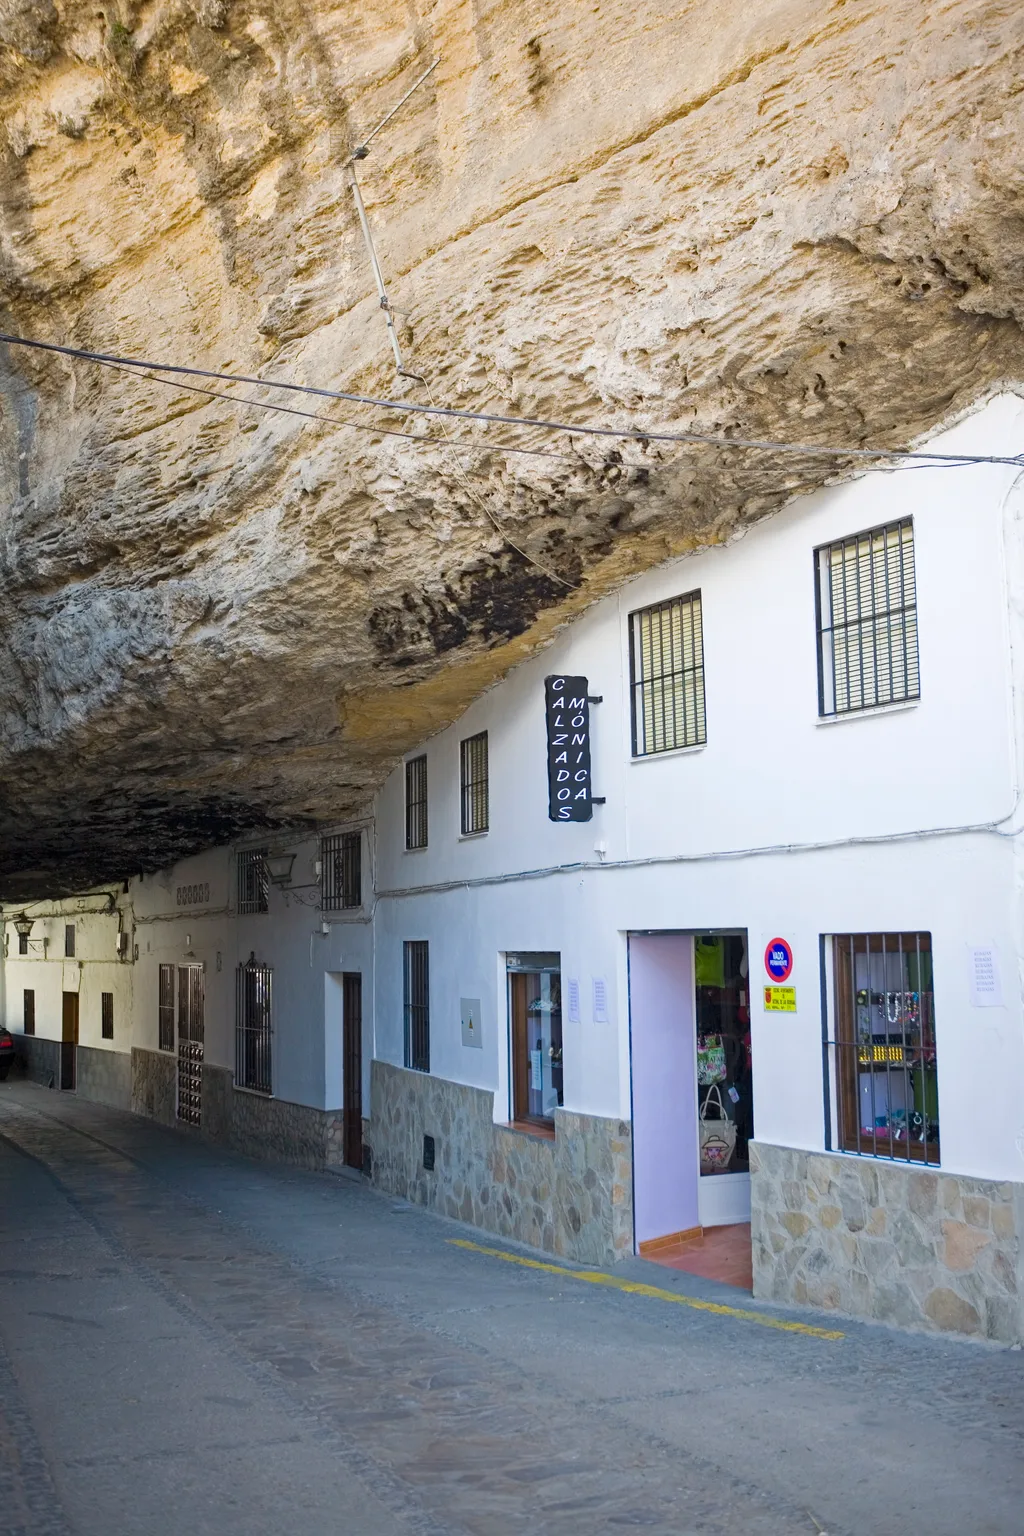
(3, 331, 1021, 471)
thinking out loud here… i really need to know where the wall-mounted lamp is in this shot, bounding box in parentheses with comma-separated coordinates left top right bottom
(266, 852, 296, 887)
(14, 915, 33, 940)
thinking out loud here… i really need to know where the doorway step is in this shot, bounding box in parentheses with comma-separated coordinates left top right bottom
(640, 1223, 752, 1291)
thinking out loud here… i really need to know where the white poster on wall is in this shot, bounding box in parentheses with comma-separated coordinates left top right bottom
(968, 946, 1003, 1007)
(566, 978, 581, 1023)
(592, 976, 608, 1023)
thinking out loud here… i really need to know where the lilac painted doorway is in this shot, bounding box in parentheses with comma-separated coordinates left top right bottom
(629, 935, 699, 1246)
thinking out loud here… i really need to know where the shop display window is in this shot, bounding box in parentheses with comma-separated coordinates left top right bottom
(507, 952, 563, 1131)
(830, 932, 939, 1165)
(695, 934, 752, 1176)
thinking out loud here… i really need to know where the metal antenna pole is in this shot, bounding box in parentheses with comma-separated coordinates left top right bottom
(347, 58, 440, 381)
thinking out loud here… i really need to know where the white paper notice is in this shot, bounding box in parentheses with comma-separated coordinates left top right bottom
(592, 976, 608, 1023)
(969, 946, 1003, 1007)
(567, 978, 581, 1023)
(530, 1049, 543, 1090)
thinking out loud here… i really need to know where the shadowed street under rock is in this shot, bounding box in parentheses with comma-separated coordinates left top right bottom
(0, 1081, 1020, 1536)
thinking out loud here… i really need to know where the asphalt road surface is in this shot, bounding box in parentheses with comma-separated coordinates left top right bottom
(0, 1081, 1021, 1536)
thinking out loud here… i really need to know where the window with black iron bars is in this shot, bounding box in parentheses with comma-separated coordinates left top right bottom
(23, 989, 35, 1037)
(236, 954, 273, 1094)
(237, 848, 270, 914)
(101, 992, 114, 1040)
(827, 932, 939, 1165)
(629, 591, 706, 756)
(815, 519, 919, 716)
(158, 965, 175, 1051)
(460, 732, 489, 835)
(321, 832, 362, 910)
(405, 756, 428, 850)
(404, 940, 430, 1073)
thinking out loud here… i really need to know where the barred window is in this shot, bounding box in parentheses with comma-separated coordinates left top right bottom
(322, 832, 362, 911)
(828, 932, 938, 1165)
(236, 954, 273, 1094)
(403, 940, 430, 1073)
(101, 992, 114, 1041)
(23, 989, 35, 1037)
(629, 591, 706, 756)
(237, 848, 269, 914)
(158, 964, 175, 1051)
(460, 732, 489, 835)
(816, 519, 919, 716)
(405, 756, 428, 850)
(18, 932, 28, 955)
(64, 924, 75, 958)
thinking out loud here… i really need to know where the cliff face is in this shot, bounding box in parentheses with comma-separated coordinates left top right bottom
(1, 0, 1022, 897)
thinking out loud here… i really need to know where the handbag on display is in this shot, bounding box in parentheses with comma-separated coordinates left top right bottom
(696, 1033, 727, 1086)
(699, 1084, 737, 1174)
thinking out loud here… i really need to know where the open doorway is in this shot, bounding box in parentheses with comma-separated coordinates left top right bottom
(629, 931, 752, 1289)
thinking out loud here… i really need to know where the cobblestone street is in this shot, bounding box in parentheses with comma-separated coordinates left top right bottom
(0, 1082, 1020, 1536)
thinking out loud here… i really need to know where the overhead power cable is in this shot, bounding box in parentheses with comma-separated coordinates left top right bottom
(1, 331, 1020, 470)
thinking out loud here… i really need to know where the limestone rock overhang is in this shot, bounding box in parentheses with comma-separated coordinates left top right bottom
(1, 0, 1022, 899)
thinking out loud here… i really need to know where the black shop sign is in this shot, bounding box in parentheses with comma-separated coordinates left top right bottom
(545, 674, 593, 822)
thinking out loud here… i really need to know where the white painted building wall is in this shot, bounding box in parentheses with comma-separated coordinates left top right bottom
(373, 394, 1024, 1185)
(3, 395, 1023, 1198)
(3, 896, 134, 1060)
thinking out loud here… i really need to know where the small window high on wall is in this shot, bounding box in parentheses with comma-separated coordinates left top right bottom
(237, 849, 269, 914)
(405, 756, 428, 850)
(629, 591, 706, 756)
(460, 732, 489, 835)
(827, 933, 939, 1164)
(23, 989, 35, 1036)
(101, 993, 114, 1041)
(815, 519, 919, 716)
(321, 832, 361, 910)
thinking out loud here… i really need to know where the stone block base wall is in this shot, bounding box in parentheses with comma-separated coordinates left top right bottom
(130, 1048, 346, 1171)
(368, 1060, 633, 1266)
(751, 1141, 1024, 1343)
(15, 1035, 61, 1088)
(75, 1046, 131, 1111)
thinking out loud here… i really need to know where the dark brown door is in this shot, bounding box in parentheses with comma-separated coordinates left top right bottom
(60, 992, 79, 1090)
(342, 973, 363, 1169)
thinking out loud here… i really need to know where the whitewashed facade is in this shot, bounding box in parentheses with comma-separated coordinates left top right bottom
(5, 395, 1024, 1340)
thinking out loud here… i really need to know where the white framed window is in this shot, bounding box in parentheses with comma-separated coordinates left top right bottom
(460, 732, 489, 835)
(815, 519, 919, 716)
(629, 591, 706, 756)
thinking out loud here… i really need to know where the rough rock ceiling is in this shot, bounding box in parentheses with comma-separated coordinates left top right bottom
(1, 0, 1022, 899)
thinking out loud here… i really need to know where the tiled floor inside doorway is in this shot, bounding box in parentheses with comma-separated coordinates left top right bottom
(643, 1224, 753, 1291)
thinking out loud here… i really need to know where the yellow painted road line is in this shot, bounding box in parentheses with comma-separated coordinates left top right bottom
(448, 1239, 845, 1340)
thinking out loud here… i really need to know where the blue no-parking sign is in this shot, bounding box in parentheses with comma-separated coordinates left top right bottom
(764, 937, 793, 983)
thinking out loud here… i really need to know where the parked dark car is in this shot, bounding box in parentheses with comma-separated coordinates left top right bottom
(0, 1027, 15, 1080)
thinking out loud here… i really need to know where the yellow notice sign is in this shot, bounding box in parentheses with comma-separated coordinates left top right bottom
(764, 985, 796, 1012)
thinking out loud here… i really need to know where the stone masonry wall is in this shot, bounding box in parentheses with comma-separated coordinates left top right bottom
(368, 1060, 632, 1266)
(75, 1046, 131, 1112)
(130, 1048, 346, 1171)
(751, 1141, 1024, 1343)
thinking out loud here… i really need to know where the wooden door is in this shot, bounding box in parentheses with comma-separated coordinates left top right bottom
(60, 992, 79, 1091)
(342, 973, 363, 1169)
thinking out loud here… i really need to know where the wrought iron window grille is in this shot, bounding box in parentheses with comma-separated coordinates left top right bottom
(405, 755, 428, 850)
(815, 519, 920, 717)
(825, 932, 939, 1165)
(236, 954, 273, 1095)
(460, 732, 489, 835)
(158, 964, 175, 1052)
(237, 848, 270, 914)
(403, 940, 430, 1073)
(321, 832, 362, 911)
(101, 992, 114, 1040)
(629, 591, 706, 757)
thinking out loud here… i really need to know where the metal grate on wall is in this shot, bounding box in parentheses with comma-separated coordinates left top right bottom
(460, 732, 489, 835)
(629, 591, 706, 756)
(815, 519, 919, 716)
(236, 954, 273, 1095)
(158, 964, 175, 1051)
(403, 940, 430, 1073)
(405, 755, 428, 850)
(321, 832, 362, 911)
(826, 932, 939, 1165)
(101, 992, 114, 1041)
(237, 848, 270, 914)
